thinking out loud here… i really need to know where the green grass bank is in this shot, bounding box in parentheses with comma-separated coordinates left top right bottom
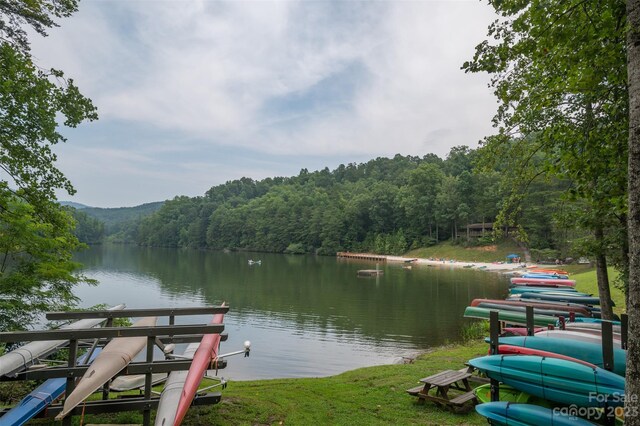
(28, 341, 489, 426)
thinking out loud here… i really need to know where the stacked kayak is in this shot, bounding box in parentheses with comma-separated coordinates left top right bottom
(511, 277, 576, 287)
(476, 402, 595, 426)
(56, 316, 158, 420)
(1, 349, 101, 426)
(168, 302, 227, 426)
(0, 304, 126, 378)
(468, 355, 625, 407)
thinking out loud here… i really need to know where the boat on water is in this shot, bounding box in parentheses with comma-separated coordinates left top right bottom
(469, 354, 625, 407)
(493, 335, 627, 376)
(0, 348, 102, 426)
(55, 316, 158, 420)
(248, 259, 261, 265)
(0, 304, 126, 378)
(476, 402, 595, 426)
(172, 303, 226, 426)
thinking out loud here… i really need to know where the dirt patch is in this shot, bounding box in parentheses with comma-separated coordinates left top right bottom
(469, 245, 497, 252)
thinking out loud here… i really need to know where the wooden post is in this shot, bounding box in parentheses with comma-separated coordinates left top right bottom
(601, 321, 616, 426)
(63, 338, 78, 426)
(558, 316, 566, 330)
(569, 311, 575, 323)
(489, 310, 500, 402)
(602, 321, 614, 372)
(621, 313, 628, 350)
(526, 306, 534, 336)
(143, 335, 155, 426)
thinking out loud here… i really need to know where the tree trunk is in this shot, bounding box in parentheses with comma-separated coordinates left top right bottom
(626, 0, 640, 422)
(594, 225, 615, 320)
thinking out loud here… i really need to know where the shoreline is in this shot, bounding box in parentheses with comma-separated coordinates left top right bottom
(385, 254, 529, 273)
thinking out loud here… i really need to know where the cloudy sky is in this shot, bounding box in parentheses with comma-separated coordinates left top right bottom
(31, 1, 499, 208)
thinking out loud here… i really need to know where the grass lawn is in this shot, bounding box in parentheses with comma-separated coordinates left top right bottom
(29, 341, 490, 426)
(572, 267, 626, 315)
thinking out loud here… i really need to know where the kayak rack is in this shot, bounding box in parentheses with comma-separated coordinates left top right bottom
(0, 305, 236, 426)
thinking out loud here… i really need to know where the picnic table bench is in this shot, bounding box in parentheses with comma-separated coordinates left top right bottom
(406, 369, 477, 412)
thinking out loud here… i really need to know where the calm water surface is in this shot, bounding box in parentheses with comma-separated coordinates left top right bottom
(73, 245, 509, 380)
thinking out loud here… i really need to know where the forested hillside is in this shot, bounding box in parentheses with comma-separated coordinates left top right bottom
(121, 147, 572, 256)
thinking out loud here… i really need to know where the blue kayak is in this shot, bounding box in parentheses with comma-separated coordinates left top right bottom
(509, 286, 583, 295)
(476, 402, 594, 426)
(469, 355, 625, 408)
(522, 273, 570, 279)
(0, 349, 101, 426)
(520, 292, 605, 306)
(489, 335, 626, 376)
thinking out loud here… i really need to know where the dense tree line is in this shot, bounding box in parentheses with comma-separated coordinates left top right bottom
(113, 148, 571, 257)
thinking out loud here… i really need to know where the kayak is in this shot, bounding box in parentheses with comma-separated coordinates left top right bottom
(520, 292, 604, 306)
(526, 267, 569, 275)
(469, 355, 625, 407)
(535, 329, 622, 347)
(474, 383, 551, 407)
(0, 348, 101, 426)
(470, 299, 592, 317)
(55, 316, 158, 420)
(476, 402, 595, 426)
(173, 304, 226, 426)
(493, 335, 627, 376)
(476, 302, 586, 318)
(501, 327, 545, 336)
(464, 306, 559, 327)
(0, 304, 126, 378)
(495, 344, 597, 368)
(154, 343, 200, 426)
(510, 277, 576, 287)
(509, 286, 581, 294)
(522, 273, 570, 279)
(110, 373, 168, 391)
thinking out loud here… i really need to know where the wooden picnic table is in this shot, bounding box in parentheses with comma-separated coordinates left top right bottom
(406, 369, 477, 412)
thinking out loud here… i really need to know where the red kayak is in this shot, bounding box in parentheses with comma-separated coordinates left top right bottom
(495, 345, 597, 368)
(511, 277, 576, 287)
(470, 299, 592, 317)
(502, 327, 545, 336)
(173, 303, 226, 426)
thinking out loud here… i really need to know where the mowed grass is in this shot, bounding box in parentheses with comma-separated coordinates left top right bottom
(31, 341, 490, 426)
(572, 267, 626, 315)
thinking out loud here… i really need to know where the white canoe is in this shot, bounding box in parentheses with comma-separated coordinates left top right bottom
(110, 372, 168, 391)
(55, 316, 158, 419)
(0, 304, 126, 378)
(154, 343, 200, 426)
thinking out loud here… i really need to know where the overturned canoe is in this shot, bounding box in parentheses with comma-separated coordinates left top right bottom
(173, 304, 226, 426)
(55, 316, 157, 420)
(0, 304, 126, 378)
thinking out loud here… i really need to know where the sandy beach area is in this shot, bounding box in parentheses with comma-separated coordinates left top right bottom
(385, 255, 530, 273)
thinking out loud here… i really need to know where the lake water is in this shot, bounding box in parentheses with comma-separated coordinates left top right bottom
(72, 245, 509, 380)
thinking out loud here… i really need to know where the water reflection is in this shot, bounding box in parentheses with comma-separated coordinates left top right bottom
(73, 246, 509, 379)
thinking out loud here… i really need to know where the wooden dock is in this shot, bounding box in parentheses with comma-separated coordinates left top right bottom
(337, 252, 387, 262)
(357, 269, 384, 277)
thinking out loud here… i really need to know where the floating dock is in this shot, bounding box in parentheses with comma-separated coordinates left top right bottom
(357, 269, 384, 277)
(337, 252, 387, 262)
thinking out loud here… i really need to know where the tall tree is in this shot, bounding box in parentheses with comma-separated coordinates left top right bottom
(626, 0, 640, 421)
(464, 0, 627, 319)
(0, 2, 98, 329)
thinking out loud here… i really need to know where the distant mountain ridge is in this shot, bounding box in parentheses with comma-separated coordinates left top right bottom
(60, 201, 165, 234)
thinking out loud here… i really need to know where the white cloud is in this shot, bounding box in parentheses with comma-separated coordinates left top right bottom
(34, 0, 499, 206)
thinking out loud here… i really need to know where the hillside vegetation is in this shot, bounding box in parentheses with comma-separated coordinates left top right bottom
(90, 148, 580, 260)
